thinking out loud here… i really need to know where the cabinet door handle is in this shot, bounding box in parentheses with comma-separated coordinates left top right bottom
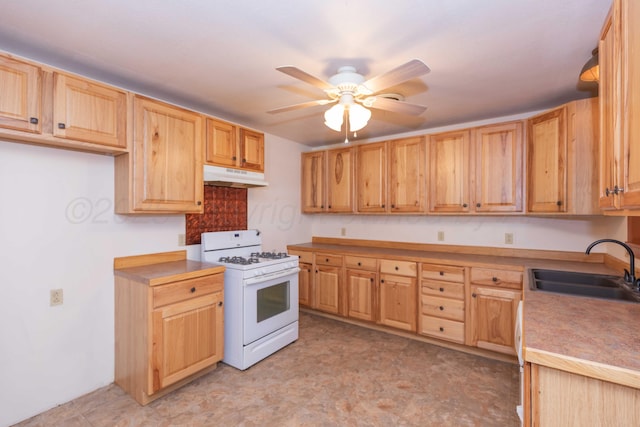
(605, 187, 611, 197)
(395, 266, 399, 271)
(472, 293, 477, 298)
(614, 185, 624, 194)
(382, 204, 385, 208)
(462, 203, 468, 208)
(325, 258, 329, 262)
(492, 277, 498, 282)
(380, 279, 385, 283)
(232, 156, 237, 161)
(58, 123, 66, 129)
(391, 204, 395, 208)
(439, 287, 444, 292)
(218, 301, 223, 307)
(370, 278, 374, 283)
(556, 200, 562, 206)
(197, 201, 202, 206)
(439, 306, 444, 311)
(476, 203, 481, 208)
(242, 158, 246, 164)
(30, 117, 39, 124)
(439, 327, 444, 332)
(328, 205, 332, 209)
(190, 287, 196, 293)
(357, 262, 362, 266)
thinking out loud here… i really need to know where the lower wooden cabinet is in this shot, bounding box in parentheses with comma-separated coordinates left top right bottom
(346, 269, 377, 322)
(298, 261, 313, 307)
(527, 363, 640, 426)
(114, 252, 224, 405)
(313, 253, 343, 315)
(467, 267, 522, 355)
(419, 263, 466, 344)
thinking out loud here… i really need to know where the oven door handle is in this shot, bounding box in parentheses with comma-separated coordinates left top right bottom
(244, 267, 300, 286)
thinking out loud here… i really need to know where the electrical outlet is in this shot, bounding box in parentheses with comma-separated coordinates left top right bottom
(437, 231, 445, 242)
(178, 234, 186, 246)
(340, 227, 346, 236)
(505, 233, 514, 245)
(50, 289, 63, 306)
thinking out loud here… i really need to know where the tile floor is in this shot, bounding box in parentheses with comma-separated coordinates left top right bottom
(14, 312, 520, 426)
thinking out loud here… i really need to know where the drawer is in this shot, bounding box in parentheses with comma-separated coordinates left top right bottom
(421, 280, 464, 300)
(315, 253, 343, 267)
(344, 255, 377, 271)
(380, 259, 417, 277)
(420, 295, 464, 321)
(289, 250, 313, 264)
(153, 274, 223, 308)
(470, 267, 523, 290)
(419, 315, 465, 344)
(421, 264, 465, 283)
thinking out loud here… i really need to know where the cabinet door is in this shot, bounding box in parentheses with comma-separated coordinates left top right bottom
(599, 7, 621, 210)
(530, 364, 640, 426)
(327, 147, 354, 212)
(133, 96, 203, 212)
(53, 73, 127, 148)
(298, 262, 313, 307)
(347, 270, 377, 322)
(473, 122, 523, 212)
(205, 118, 237, 167)
(314, 266, 340, 314)
(239, 128, 265, 172)
(527, 107, 567, 213)
(151, 292, 223, 393)
(357, 142, 387, 212)
(620, 0, 640, 208)
(469, 285, 521, 355)
(378, 274, 417, 332)
(0, 55, 41, 133)
(429, 130, 471, 213)
(389, 137, 426, 212)
(301, 151, 326, 212)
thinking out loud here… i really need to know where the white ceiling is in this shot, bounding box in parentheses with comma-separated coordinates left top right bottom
(0, 0, 610, 147)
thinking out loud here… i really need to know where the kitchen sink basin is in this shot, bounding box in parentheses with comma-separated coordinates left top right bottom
(529, 269, 640, 302)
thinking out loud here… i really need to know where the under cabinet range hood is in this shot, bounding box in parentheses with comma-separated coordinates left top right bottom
(203, 164, 268, 188)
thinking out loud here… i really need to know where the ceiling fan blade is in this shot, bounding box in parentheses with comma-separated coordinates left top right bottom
(363, 59, 431, 93)
(276, 66, 334, 91)
(367, 96, 427, 116)
(267, 99, 335, 114)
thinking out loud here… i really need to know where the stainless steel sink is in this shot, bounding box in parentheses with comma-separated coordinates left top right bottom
(529, 269, 640, 302)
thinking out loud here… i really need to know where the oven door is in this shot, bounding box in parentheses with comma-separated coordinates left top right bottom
(243, 267, 299, 345)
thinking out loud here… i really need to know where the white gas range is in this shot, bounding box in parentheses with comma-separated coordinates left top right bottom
(201, 229, 299, 370)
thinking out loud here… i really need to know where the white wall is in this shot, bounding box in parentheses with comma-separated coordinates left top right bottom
(310, 214, 626, 254)
(0, 134, 311, 427)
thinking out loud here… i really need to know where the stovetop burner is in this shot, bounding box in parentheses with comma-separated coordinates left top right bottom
(251, 251, 290, 260)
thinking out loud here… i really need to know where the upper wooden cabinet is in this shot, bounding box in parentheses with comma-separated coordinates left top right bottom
(326, 147, 355, 212)
(600, 0, 640, 212)
(357, 142, 387, 212)
(301, 147, 356, 213)
(429, 123, 523, 214)
(115, 95, 203, 213)
(205, 118, 264, 172)
(428, 130, 471, 213)
(53, 73, 127, 148)
(389, 136, 426, 212)
(0, 55, 41, 133)
(473, 121, 524, 213)
(301, 151, 326, 213)
(527, 98, 600, 215)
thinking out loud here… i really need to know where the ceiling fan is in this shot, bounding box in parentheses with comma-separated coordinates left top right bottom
(268, 59, 430, 140)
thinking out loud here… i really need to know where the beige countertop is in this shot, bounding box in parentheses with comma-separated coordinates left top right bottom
(289, 242, 640, 388)
(114, 259, 225, 286)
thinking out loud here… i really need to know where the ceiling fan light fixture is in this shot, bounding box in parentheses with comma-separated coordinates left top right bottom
(324, 104, 344, 131)
(348, 103, 371, 132)
(579, 47, 599, 82)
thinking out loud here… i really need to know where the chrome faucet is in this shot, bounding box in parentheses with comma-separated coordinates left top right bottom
(585, 239, 639, 290)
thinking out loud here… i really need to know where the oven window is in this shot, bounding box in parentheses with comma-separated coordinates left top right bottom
(257, 280, 290, 322)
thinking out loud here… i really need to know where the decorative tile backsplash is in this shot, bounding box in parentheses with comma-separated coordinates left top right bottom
(185, 186, 247, 245)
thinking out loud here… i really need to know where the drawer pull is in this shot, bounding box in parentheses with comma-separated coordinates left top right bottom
(439, 327, 444, 332)
(439, 287, 444, 292)
(439, 271, 444, 276)
(439, 306, 444, 311)
(472, 293, 477, 298)
(190, 287, 196, 293)
(395, 266, 399, 271)
(358, 262, 362, 266)
(326, 258, 329, 262)
(492, 277, 498, 282)
(380, 279, 385, 283)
